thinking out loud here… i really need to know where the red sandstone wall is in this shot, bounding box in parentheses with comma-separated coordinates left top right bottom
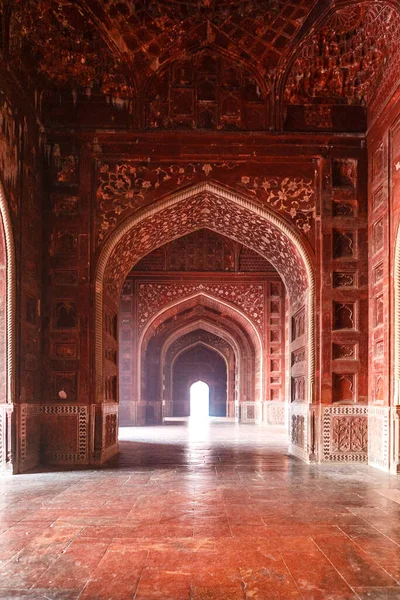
(367, 90, 400, 472)
(0, 82, 43, 473)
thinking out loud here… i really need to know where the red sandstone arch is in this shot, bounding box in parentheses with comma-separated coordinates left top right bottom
(0, 178, 16, 473)
(95, 181, 315, 459)
(143, 313, 248, 423)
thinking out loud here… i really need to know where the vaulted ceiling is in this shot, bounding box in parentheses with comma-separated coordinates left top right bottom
(2, 0, 399, 129)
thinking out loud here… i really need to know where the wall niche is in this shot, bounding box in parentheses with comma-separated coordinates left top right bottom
(333, 373, 355, 403)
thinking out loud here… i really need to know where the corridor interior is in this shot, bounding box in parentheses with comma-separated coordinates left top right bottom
(1, 421, 400, 600)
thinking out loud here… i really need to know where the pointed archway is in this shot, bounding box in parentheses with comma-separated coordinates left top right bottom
(94, 181, 316, 464)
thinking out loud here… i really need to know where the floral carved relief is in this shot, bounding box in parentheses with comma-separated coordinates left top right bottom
(237, 176, 315, 234)
(103, 192, 309, 302)
(97, 162, 316, 243)
(97, 162, 237, 243)
(138, 282, 264, 333)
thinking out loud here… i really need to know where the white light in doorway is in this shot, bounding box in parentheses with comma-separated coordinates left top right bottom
(190, 380, 210, 421)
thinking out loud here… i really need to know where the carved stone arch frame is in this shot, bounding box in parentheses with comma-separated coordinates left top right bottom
(161, 319, 242, 419)
(0, 177, 16, 472)
(95, 181, 316, 457)
(169, 341, 231, 418)
(139, 291, 262, 407)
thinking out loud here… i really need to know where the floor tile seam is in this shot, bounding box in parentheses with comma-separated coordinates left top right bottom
(310, 535, 378, 598)
(273, 553, 305, 599)
(345, 508, 400, 547)
(337, 526, 400, 581)
(22, 525, 88, 589)
(131, 554, 154, 600)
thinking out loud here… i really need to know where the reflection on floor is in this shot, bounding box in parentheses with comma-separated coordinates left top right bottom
(1, 422, 400, 599)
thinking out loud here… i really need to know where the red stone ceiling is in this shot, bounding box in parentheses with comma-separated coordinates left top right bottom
(3, 0, 400, 123)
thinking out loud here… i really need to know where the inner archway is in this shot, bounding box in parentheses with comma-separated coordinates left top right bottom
(96, 181, 315, 464)
(173, 345, 227, 419)
(190, 381, 210, 421)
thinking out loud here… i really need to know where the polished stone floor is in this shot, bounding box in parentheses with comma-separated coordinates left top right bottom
(1, 421, 400, 599)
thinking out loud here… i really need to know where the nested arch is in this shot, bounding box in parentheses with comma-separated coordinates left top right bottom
(162, 320, 242, 418)
(140, 296, 259, 410)
(95, 180, 315, 402)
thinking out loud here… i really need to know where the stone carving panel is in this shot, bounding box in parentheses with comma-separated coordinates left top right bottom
(291, 308, 305, 341)
(373, 219, 384, 254)
(291, 376, 305, 402)
(291, 347, 305, 366)
(374, 295, 384, 327)
(333, 272, 356, 288)
(54, 301, 77, 330)
(332, 159, 358, 189)
(304, 105, 332, 129)
(286, 4, 399, 106)
(323, 405, 368, 462)
(332, 344, 357, 360)
(147, 49, 269, 131)
(374, 263, 384, 284)
(332, 416, 367, 453)
(291, 414, 305, 448)
(40, 405, 88, 464)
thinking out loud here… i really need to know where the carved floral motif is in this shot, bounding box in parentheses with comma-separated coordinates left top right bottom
(138, 282, 264, 332)
(291, 414, 305, 448)
(332, 416, 367, 453)
(237, 176, 315, 234)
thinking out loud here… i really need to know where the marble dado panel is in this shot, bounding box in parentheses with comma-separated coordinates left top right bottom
(40, 405, 89, 465)
(289, 401, 309, 463)
(96, 162, 315, 244)
(263, 401, 286, 425)
(0, 403, 14, 473)
(18, 404, 40, 473)
(92, 403, 119, 464)
(368, 405, 390, 472)
(323, 405, 368, 462)
(240, 402, 262, 424)
(138, 282, 265, 333)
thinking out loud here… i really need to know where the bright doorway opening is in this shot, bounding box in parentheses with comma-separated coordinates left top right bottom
(190, 381, 210, 420)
